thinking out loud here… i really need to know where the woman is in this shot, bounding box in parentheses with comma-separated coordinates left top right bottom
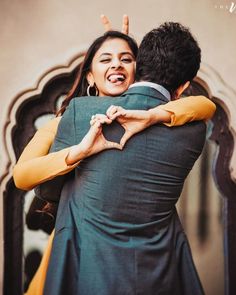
(38, 24, 215, 294)
(15, 29, 215, 295)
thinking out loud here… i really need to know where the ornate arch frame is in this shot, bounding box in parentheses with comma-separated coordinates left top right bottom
(0, 53, 86, 295)
(194, 65, 236, 295)
(0, 60, 236, 295)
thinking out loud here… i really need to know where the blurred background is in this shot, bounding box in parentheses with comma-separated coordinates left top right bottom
(1, 1, 236, 294)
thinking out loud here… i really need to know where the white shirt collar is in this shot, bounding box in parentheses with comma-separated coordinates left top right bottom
(129, 81, 171, 101)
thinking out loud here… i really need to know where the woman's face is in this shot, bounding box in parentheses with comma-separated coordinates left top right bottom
(87, 38, 136, 96)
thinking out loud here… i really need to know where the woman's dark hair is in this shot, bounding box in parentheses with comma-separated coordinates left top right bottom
(57, 31, 138, 116)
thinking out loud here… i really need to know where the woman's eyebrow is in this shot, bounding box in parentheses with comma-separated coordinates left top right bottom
(120, 52, 135, 58)
(98, 53, 112, 58)
(98, 52, 134, 58)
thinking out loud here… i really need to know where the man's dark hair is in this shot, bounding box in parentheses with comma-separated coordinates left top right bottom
(135, 22, 201, 97)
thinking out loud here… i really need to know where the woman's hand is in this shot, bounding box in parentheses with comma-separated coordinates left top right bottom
(106, 106, 153, 147)
(66, 114, 122, 165)
(100, 14, 129, 34)
(106, 105, 171, 147)
(83, 114, 123, 155)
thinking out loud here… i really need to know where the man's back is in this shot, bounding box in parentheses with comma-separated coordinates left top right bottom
(73, 98, 205, 230)
(44, 87, 206, 295)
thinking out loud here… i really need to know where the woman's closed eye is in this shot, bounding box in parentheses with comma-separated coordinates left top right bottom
(100, 58, 112, 63)
(99, 57, 134, 64)
(121, 58, 133, 63)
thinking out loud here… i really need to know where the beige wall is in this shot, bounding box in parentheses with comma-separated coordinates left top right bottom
(1, 0, 236, 164)
(1, 0, 236, 294)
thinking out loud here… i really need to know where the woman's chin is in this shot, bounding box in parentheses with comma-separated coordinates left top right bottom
(106, 85, 129, 97)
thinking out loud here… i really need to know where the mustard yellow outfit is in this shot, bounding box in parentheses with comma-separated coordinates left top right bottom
(25, 230, 54, 295)
(17, 95, 215, 295)
(13, 117, 78, 191)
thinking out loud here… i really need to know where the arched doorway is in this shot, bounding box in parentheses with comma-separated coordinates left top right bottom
(1, 61, 236, 295)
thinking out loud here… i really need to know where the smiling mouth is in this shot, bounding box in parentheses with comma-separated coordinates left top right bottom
(107, 74, 126, 83)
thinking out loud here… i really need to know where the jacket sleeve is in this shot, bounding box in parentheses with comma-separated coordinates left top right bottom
(13, 116, 79, 190)
(159, 95, 216, 127)
(34, 100, 78, 203)
(49, 99, 77, 152)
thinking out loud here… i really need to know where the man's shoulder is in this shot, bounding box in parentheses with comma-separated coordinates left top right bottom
(67, 96, 126, 120)
(148, 120, 206, 148)
(72, 96, 98, 106)
(68, 92, 167, 116)
(167, 120, 207, 147)
(169, 120, 206, 135)
(72, 96, 122, 105)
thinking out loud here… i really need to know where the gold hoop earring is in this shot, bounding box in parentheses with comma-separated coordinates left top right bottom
(87, 84, 99, 96)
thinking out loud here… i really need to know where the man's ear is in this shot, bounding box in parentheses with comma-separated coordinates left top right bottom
(86, 72, 95, 86)
(174, 81, 190, 99)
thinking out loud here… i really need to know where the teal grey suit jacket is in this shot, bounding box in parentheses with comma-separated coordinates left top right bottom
(43, 86, 206, 295)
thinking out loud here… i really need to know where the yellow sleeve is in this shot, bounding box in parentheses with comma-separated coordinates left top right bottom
(158, 95, 216, 127)
(13, 117, 78, 191)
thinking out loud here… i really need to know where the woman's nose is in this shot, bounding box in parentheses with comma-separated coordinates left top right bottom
(111, 58, 121, 68)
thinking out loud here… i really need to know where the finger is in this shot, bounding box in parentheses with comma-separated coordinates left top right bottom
(100, 14, 112, 31)
(109, 111, 122, 120)
(106, 105, 122, 118)
(105, 141, 123, 150)
(91, 117, 113, 126)
(93, 113, 106, 118)
(88, 122, 101, 136)
(109, 108, 126, 120)
(120, 131, 132, 147)
(90, 115, 98, 126)
(122, 15, 129, 34)
(94, 114, 108, 120)
(90, 119, 95, 126)
(106, 105, 116, 117)
(90, 120, 102, 130)
(98, 117, 113, 124)
(90, 118, 102, 126)
(94, 114, 113, 124)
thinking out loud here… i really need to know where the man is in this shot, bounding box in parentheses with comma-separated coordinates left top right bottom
(43, 23, 207, 295)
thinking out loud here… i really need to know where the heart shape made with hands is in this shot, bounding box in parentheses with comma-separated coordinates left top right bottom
(91, 106, 150, 148)
(102, 120, 125, 145)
